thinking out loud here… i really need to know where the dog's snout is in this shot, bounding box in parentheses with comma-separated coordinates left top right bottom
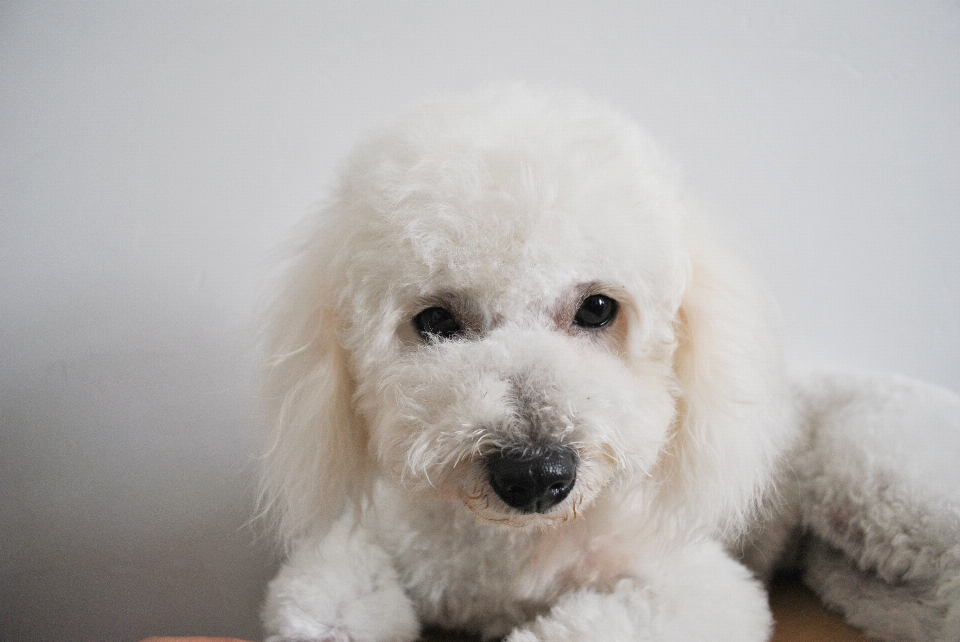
(485, 445, 577, 514)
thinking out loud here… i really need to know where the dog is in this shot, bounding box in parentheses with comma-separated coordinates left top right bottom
(258, 86, 960, 641)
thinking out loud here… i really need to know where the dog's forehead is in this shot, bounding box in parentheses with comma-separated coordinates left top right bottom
(352, 171, 684, 313)
(334, 91, 689, 316)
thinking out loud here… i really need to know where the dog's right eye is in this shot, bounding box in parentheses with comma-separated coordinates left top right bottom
(414, 307, 462, 340)
(574, 294, 618, 329)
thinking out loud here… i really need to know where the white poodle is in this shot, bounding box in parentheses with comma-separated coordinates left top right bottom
(258, 86, 960, 642)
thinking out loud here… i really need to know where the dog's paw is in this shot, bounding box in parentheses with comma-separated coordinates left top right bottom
(263, 567, 420, 642)
(263, 631, 353, 642)
(264, 635, 396, 642)
(265, 630, 413, 642)
(263, 520, 420, 642)
(263, 597, 419, 642)
(263, 599, 419, 642)
(504, 580, 655, 642)
(506, 543, 772, 642)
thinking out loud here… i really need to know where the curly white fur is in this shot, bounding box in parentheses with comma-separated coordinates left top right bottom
(258, 86, 960, 642)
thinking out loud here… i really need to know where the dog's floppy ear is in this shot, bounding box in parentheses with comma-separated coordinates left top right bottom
(258, 210, 369, 549)
(658, 228, 791, 539)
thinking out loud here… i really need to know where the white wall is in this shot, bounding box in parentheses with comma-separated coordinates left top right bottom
(1, 2, 957, 640)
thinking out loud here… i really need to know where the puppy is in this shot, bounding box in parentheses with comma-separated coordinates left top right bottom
(257, 86, 958, 641)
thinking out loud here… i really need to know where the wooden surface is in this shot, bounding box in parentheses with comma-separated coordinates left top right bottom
(140, 576, 871, 642)
(767, 576, 870, 642)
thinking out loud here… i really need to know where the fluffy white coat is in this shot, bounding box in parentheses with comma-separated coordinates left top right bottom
(259, 87, 960, 642)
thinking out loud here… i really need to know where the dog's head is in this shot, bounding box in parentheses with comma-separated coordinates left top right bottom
(260, 87, 788, 546)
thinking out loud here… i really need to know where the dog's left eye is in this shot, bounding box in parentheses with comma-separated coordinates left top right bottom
(574, 294, 618, 329)
(414, 307, 462, 340)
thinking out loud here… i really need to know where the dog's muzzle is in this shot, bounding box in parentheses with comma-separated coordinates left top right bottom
(485, 445, 577, 514)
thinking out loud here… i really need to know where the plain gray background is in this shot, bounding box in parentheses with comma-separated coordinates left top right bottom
(2, 2, 958, 640)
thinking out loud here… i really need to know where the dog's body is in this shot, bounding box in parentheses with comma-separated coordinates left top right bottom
(259, 87, 960, 642)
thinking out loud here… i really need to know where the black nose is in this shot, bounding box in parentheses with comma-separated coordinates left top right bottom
(485, 445, 577, 514)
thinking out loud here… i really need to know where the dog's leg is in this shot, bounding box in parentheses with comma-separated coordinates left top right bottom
(802, 538, 959, 642)
(506, 539, 772, 642)
(262, 515, 420, 642)
(790, 371, 960, 642)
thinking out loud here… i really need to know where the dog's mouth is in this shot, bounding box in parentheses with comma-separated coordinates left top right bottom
(484, 445, 578, 514)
